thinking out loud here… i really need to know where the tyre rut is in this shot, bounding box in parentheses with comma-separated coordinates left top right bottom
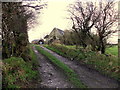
(33, 46, 75, 88)
(41, 46, 119, 88)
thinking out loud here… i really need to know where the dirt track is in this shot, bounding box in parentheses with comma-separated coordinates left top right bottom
(40, 46, 119, 88)
(33, 46, 74, 88)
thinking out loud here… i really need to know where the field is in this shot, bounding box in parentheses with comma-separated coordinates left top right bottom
(106, 45, 118, 56)
(65, 45, 118, 56)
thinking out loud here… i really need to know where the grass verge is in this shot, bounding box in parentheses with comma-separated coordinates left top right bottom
(44, 44, 120, 81)
(35, 45, 87, 88)
(2, 45, 39, 88)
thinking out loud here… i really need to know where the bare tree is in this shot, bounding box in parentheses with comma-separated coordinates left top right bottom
(69, 1, 117, 54)
(22, 2, 47, 29)
(69, 1, 100, 49)
(95, 1, 118, 54)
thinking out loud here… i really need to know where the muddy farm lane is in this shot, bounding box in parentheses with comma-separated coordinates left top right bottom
(41, 46, 119, 88)
(33, 46, 74, 88)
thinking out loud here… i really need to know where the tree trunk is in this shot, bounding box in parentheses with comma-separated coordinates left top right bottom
(118, 39, 120, 66)
(98, 37, 105, 54)
(101, 42, 105, 54)
(100, 38, 106, 54)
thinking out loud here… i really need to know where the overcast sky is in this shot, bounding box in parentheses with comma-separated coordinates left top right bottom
(28, 0, 118, 44)
(28, 0, 73, 42)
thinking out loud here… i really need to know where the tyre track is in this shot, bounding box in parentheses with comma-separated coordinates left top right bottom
(41, 46, 119, 88)
(33, 46, 74, 88)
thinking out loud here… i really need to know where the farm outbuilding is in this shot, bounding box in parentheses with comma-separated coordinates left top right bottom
(44, 27, 64, 44)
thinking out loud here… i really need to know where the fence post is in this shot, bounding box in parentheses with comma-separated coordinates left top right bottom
(118, 1, 120, 66)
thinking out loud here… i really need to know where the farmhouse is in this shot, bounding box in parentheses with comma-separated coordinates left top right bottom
(44, 27, 64, 44)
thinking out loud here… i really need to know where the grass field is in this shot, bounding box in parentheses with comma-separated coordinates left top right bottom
(65, 45, 118, 57)
(106, 45, 118, 56)
(44, 44, 120, 81)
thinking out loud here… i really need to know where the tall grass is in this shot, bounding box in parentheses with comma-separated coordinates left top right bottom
(2, 45, 39, 88)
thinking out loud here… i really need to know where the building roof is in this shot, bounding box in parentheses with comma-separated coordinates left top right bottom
(44, 35, 49, 39)
(53, 27, 64, 35)
(31, 39, 39, 43)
